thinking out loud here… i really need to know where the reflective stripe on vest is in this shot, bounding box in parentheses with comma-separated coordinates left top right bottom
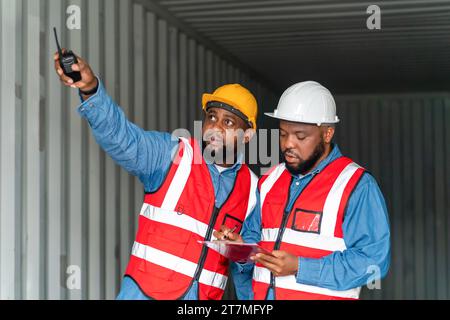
(131, 241, 228, 291)
(140, 203, 210, 239)
(261, 228, 346, 252)
(253, 265, 361, 299)
(254, 158, 365, 300)
(159, 137, 193, 212)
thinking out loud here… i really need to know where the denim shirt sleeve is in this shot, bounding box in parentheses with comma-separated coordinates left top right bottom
(77, 79, 179, 192)
(296, 173, 391, 291)
(230, 189, 261, 300)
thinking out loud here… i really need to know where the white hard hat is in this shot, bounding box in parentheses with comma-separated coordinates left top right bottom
(265, 81, 340, 126)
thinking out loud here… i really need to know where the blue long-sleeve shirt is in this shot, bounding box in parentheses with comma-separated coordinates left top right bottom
(234, 143, 391, 300)
(76, 79, 259, 300)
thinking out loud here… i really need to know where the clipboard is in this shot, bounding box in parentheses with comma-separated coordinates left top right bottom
(198, 240, 273, 263)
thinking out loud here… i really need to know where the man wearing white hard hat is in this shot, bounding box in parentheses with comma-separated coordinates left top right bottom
(232, 81, 391, 300)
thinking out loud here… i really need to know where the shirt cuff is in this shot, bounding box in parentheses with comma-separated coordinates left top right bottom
(296, 257, 321, 286)
(76, 77, 107, 120)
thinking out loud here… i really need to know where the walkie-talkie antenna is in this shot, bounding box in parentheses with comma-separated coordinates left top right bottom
(53, 27, 63, 57)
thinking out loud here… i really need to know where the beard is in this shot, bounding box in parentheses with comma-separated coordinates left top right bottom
(282, 139, 326, 176)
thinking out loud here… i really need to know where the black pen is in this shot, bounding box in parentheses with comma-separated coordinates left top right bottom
(222, 226, 238, 240)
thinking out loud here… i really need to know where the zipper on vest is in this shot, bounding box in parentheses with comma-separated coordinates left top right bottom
(184, 206, 221, 298)
(265, 176, 293, 300)
(181, 165, 242, 299)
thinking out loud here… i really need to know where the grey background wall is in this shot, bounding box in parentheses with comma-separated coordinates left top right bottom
(1, 0, 449, 300)
(326, 95, 449, 299)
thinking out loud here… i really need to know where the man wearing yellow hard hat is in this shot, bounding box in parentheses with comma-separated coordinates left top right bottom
(53, 51, 259, 300)
(202, 83, 258, 130)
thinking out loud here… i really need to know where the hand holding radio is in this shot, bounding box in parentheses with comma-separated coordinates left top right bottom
(53, 27, 97, 95)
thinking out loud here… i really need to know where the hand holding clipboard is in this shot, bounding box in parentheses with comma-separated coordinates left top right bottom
(198, 240, 274, 263)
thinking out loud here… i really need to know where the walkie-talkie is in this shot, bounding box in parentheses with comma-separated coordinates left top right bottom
(53, 27, 81, 82)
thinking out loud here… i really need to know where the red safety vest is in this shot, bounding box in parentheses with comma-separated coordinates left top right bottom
(253, 156, 365, 300)
(125, 137, 258, 300)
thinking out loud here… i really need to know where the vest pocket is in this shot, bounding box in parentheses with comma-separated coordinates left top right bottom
(291, 208, 323, 234)
(213, 214, 245, 267)
(220, 214, 244, 234)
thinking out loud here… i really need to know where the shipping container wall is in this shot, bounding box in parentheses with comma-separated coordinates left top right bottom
(1, 0, 449, 301)
(0, 0, 278, 299)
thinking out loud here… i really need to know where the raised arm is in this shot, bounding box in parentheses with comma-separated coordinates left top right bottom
(53, 51, 179, 191)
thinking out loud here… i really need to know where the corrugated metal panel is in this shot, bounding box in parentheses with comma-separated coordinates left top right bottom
(85, 0, 102, 300)
(154, 0, 450, 93)
(0, 0, 277, 299)
(1, 0, 18, 300)
(332, 94, 450, 300)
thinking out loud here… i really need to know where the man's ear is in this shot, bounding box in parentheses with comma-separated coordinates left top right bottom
(243, 128, 256, 144)
(323, 126, 335, 144)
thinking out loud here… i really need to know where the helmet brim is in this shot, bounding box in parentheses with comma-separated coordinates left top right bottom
(264, 112, 340, 125)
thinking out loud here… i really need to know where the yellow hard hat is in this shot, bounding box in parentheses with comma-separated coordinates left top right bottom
(202, 84, 258, 130)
